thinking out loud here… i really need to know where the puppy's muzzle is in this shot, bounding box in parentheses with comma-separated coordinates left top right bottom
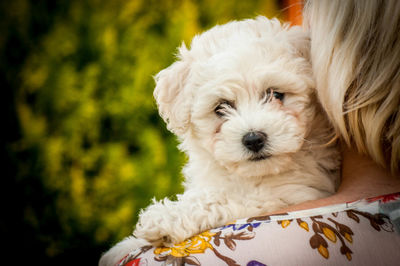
(242, 131, 267, 153)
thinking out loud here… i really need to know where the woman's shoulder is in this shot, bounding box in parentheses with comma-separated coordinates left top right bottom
(119, 192, 400, 266)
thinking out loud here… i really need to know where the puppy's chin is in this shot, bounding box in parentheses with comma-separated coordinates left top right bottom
(220, 154, 296, 178)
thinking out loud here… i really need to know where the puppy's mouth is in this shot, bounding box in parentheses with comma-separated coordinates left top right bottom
(249, 154, 271, 161)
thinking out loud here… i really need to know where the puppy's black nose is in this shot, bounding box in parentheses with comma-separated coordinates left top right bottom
(242, 131, 267, 152)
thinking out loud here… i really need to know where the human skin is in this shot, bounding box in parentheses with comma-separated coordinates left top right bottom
(268, 145, 400, 215)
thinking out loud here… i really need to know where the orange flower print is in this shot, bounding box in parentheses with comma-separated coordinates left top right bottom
(309, 216, 353, 261)
(310, 233, 329, 259)
(322, 227, 336, 243)
(152, 231, 215, 265)
(154, 231, 215, 257)
(296, 218, 309, 231)
(278, 219, 292, 228)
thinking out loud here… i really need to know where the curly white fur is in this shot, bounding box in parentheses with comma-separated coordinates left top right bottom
(99, 17, 340, 266)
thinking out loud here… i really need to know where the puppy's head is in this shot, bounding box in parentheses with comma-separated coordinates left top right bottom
(154, 17, 315, 177)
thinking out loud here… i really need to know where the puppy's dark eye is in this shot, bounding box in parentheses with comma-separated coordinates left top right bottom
(214, 100, 235, 117)
(272, 91, 284, 101)
(263, 88, 284, 102)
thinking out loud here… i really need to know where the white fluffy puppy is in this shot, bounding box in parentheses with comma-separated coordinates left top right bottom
(100, 16, 340, 266)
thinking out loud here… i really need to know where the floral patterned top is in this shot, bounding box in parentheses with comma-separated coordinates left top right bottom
(118, 192, 400, 266)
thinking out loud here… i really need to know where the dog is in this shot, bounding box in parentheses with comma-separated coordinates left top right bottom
(100, 16, 340, 266)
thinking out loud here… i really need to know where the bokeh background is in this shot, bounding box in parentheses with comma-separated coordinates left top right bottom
(2, 0, 301, 265)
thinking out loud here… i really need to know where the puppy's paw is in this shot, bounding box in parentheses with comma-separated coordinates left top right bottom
(134, 227, 177, 247)
(99, 237, 150, 266)
(133, 199, 195, 247)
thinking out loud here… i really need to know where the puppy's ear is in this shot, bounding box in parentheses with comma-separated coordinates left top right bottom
(154, 44, 192, 136)
(287, 26, 311, 61)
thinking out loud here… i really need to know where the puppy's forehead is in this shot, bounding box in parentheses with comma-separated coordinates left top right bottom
(188, 17, 296, 61)
(193, 50, 305, 94)
(198, 36, 301, 78)
(195, 37, 288, 66)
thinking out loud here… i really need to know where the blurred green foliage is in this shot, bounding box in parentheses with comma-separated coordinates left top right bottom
(2, 0, 281, 265)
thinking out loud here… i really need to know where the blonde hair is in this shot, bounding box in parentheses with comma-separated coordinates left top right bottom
(304, 0, 400, 173)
